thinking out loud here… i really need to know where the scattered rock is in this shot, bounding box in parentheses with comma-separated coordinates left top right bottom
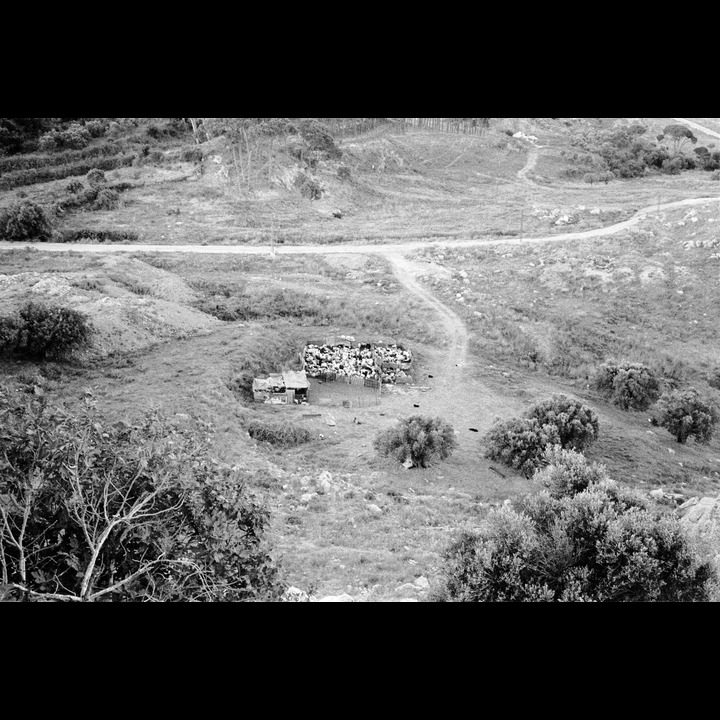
(414, 577, 430, 591)
(317, 471, 334, 494)
(317, 594, 355, 603)
(282, 587, 311, 603)
(367, 504, 383, 516)
(300, 493, 318, 505)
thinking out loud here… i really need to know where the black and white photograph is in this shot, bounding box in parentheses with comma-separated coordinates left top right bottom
(0, 117, 719, 603)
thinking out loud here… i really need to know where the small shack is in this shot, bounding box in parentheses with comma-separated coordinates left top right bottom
(253, 370, 309, 406)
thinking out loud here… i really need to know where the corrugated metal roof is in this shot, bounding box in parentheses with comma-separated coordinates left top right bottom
(283, 370, 309, 390)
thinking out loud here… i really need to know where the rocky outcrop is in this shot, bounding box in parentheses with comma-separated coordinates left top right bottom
(678, 495, 720, 564)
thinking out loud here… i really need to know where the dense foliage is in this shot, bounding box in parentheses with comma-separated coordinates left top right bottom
(440, 450, 715, 602)
(525, 396, 600, 452)
(0, 303, 92, 360)
(0, 200, 52, 241)
(652, 388, 718, 445)
(0, 394, 283, 602)
(374, 416, 458, 468)
(484, 417, 561, 478)
(486, 396, 600, 477)
(595, 362, 662, 411)
(566, 123, 720, 181)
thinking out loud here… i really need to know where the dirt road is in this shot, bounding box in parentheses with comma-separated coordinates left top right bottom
(387, 253, 469, 390)
(3, 197, 716, 259)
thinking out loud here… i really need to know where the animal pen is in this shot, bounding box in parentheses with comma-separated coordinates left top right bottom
(252, 337, 414, 409)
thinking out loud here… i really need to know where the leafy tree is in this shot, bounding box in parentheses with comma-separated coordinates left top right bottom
(595, 362, 662, 411)
(0, 394, 282, 602)
(659, 124, 698, 155)
(0, 200, 52, 242)
(375, 415, 458, 468)
(652, 388, 718, 445)
(440, 452, 715, 602)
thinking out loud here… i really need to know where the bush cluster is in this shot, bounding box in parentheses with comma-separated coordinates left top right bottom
(0, 153, 136, 191)
(594, 362, 662, 411)
(0, 201, 53, 242)
(440, 450, 715, 603)
(485, 395, 600, 477)
(0, 303, 93, 360)
(374, 416, 458, 469)
(39, 123, 92, 152)
(567, 124, 720, 181)
(56, 229, 139, 244)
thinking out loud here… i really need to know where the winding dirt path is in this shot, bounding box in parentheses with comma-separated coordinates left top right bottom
(386, 253, 469, 390)
(517, 148, 540, 185)
(4, 197, 715, 258)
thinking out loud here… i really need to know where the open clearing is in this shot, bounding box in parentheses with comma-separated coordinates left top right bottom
(1, 117, 719, 601)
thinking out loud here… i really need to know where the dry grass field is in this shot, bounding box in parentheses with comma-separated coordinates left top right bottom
(1, 117, 719, 601)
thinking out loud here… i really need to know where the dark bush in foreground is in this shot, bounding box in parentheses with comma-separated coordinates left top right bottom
(0, 303, 92, 360)
(0, 200, 52, 241)
(652, 388, 718, 445)
(595, 362, 662, 411)
(375, 416, 458, 469)
(246, 419, 312, 447)
(0, 396, 282, 602)
(439, 452, 715, 603)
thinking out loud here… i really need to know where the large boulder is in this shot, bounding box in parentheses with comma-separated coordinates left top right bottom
(678, 495, 720, 564)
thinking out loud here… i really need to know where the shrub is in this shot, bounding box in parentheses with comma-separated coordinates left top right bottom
(0, 396, 283, 602)
(485, 417, 561, 478)
(0, 303, 93, 360)
(525, 395, 600, 453)
(534, 446, 609, 499)
(652, 388, 718, 445)
(85, 120, 107, 138)
(0, 200, 52, 241)
(294, 173, 323, 200)
(246, 419, 312, 447)
(86, 168, 107, 188)
(66, 180, 85, 195)
(709, 369, 720, 391)
(56, 229, 139, 244)
(338, 165, 352, 181)
(92, 188, 120, 210)
(181, 146, 204, 163)
(711, 170, 720, 181)
(374, 416, 458, 469)
(440, 459, 716, 602)
(485, 396, 600, 477)
(595, 362, 662, 411)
